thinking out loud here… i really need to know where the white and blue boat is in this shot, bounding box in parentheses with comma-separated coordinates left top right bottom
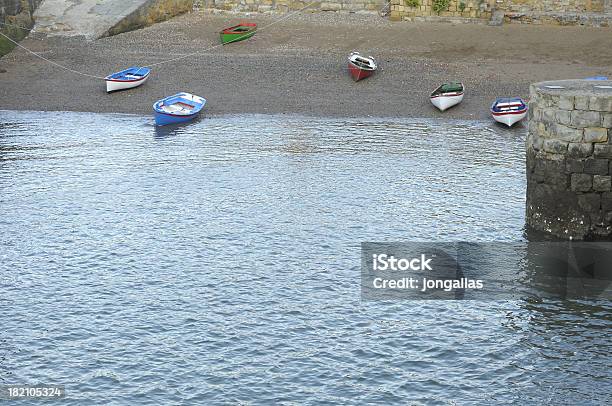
(153, 92, 206, 126)
(584, 76, 608, 81)
(491, 97, 528, 127)
(105, 66, 150, 93)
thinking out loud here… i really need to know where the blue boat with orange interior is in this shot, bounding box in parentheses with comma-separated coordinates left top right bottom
(153, 92, 207, 126)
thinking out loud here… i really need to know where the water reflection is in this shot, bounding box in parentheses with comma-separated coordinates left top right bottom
(152, 121, 201, 140)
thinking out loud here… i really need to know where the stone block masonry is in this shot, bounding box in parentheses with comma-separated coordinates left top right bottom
(389, 0, 611, 25)
(388, 0, 491, 22)
(200, 0, 386, 14)
(201, 0, 481, 17)
(200, 0, 611, 26)
(526, 80, 612, 239)
(498, 0, 611, 27)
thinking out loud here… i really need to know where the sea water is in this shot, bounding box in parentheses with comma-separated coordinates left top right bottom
(0, 111, 610, 404)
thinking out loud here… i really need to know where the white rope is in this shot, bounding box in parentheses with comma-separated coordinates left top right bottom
(380, 1, 391, 17)
(0, 3, 318, 80)
(144, 2, 317, 68)
(0, 31, 107, 79)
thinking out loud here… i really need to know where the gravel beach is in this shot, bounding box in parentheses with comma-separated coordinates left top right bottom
(0, 11, 611, 120)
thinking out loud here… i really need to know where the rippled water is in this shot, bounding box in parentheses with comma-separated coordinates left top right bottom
(0, 111, 610, 404)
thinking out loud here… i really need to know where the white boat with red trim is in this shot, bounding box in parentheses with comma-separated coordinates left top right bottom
(490, 97, 528, 127)
(430, 82, 464, 111)
(105, 66, 150, 93)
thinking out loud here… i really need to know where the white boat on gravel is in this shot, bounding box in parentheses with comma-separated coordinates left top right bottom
(430, 82, 464, 111)
(490, 97, 528, 127)
(105, 66, 151, 93)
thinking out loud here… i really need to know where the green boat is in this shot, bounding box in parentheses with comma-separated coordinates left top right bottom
(220, 23, 257, 44)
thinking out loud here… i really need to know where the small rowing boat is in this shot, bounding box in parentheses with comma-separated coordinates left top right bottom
(153, 92, 206, 126)
(348, 52, 377, 82)
(584, 76, 608, 80)
(220, 23, 257, 44)
(490, 97, 528, 127)
(105, 67, 150, 93)
(430, 82, 464, 111)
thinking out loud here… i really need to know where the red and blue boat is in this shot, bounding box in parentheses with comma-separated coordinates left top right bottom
(105, 66, 150, 93)
(153, 92, 206, 126)
(490, 97, 528, 127)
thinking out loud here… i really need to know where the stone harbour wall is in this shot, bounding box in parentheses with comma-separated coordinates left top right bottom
(526, 80, 612, 239)
(502, 12, 611, 27)
(197, 0, 385, 13)
(0, 0, 41, 56)
(32, 0, 195, 40)
(199, 0, 611, 26)
(389, 0, 610, 24)
(389, 0, 492, 21)
(107, 0, 195, 37)
(496, 0, 606, 13)
(498, 0, 611, 26)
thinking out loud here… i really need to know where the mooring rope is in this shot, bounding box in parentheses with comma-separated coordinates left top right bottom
(143, 2, 317, 68)
(379, 1, 391, 17)
(0, 30, 107, 79)
(0, 2, 319, 80)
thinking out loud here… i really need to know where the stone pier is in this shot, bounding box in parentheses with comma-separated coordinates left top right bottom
(33, 0, 194, 40)
(527, 80, 612, 239)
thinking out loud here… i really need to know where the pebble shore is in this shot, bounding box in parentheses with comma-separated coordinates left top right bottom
(0, 11, 610, 120)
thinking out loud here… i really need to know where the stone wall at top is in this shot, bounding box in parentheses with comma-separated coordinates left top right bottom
(199, 0, 611, 26)
(389, 0, 610, 24)
(197, 0, 385, 13)
(496, 0, 606, 13)
(496, 0, 611, 26)
(388, 0, 492, 22)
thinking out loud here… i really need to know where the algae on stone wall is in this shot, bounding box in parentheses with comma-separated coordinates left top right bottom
(0, 23, 26, 55)
(0, 0, 42, 57)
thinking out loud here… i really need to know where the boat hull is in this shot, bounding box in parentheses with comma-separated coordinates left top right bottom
(220, 23, 257, 44)
(348, 62, 374, 81)
(492, 110, 527, 127)
(431, 93, 464, 111)
(153, 92, 206, 126)
(106, 75, 149, 92)
(221, 31, 255, 44)
(154, 111, 200, 126)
